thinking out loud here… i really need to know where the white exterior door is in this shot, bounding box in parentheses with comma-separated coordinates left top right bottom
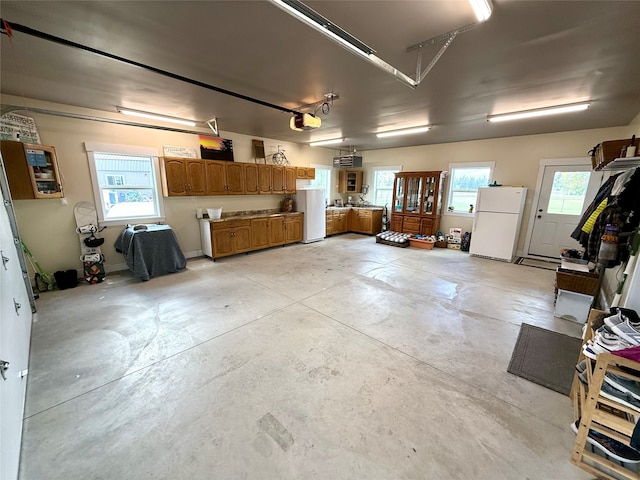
(528, 164, 602, 258)
(1, 183, 33, 480)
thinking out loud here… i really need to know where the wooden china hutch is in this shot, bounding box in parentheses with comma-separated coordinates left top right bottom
(390, 171, 446, 235)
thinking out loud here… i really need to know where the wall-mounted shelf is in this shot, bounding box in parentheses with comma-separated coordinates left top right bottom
(601, 156, 640, 171)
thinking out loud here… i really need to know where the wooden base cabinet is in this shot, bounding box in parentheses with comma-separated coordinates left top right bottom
(210, 219, 251, 258)
(325, 208, 382, 236)
(201, 213, 303, 259)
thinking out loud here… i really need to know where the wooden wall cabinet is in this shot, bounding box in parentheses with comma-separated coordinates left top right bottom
(296, 167, 315, 179)
(244, 164, 259, 195)
(1, 141, 64, 199)
(161, 157, 302, 197)
(285, 166, 297, 194)
(271, 165, 285, 194)
(258, 165, 272, 194)
(338, 169, 363, 193)
(162, 157, 206, 196)
(390, 171, 445, 235)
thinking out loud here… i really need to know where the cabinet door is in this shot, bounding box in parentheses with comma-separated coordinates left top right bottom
(335, 212, 348, 233)
(285, 167, 296, 194)
(390, 214, 403, 232)
(354, 171, 363, 194)
(186, 159, 206, 195)
(205, 161, 227, 195)
(225, 162, 245, 194)
(251, 218, 269, 249)
(285, 216, 302, 243)
(393, 176, 405, 213)
(212, 229, 234, 257)
(420, 218, 434, 235)
(258, 165, 272, 194)
(269, 216, 286, 245)
(244, 164, 259, 195)
(338, 170, 346, 193)
(163, 158, 188, 196)
(405, 175, 423, 213)
(272, 165, 285, 194)
(234, 226, 252, 253)
(326, 211, 334, 235)
(305, 167, 315, 180)
(357, 211, 373, 233)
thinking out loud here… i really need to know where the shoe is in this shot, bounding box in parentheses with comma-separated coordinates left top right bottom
(605, 308, 640, 330)
(575, 359, 587, 374)
(571, 419, 640, 463)
(600, 382, 640, 412)
(582, 343, 598, 360)
(593, 330, 633, 352)
(604, 373, 640, 401)
(613, 320, 640, 346)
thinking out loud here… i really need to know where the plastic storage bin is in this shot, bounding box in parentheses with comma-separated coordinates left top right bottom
(554, 289, 593, 323)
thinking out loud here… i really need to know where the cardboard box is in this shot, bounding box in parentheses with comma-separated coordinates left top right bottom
(592, 138, 639, 170)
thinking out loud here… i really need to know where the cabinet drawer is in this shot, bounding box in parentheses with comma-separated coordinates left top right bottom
(211, 219, 250, 230)
(402, 217, 420, 227)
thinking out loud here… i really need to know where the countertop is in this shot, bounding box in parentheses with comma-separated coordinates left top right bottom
(201, 209, 303, 223)
(326, 206, 384, 211)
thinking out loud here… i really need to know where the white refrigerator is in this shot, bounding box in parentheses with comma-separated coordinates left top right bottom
(469, 187, 527, 262)
(294, 187, 326, 243)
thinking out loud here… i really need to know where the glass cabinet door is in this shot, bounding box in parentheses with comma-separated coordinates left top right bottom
(394, 177, 405, 212)
(406, 176, 422, 213)
(422, 176, 435, 214)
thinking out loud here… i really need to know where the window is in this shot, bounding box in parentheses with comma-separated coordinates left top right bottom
(547, 171, 590, 215)
(106, 175, 125, 186)
(310, 165, 331, 206)
(446, 162, 494, 215)
(372, 166, 401, 207)
(85, 142, 164, 225)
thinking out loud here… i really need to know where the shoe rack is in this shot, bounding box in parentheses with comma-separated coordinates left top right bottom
(571, 309, 640, 479)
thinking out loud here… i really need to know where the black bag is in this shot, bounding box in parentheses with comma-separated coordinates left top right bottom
(54, 269, 79, 290)
(461, 232, 472, 252)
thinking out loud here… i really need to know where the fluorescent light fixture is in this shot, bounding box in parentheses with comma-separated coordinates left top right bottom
(469, 0, 493, 22)
(487, 102, 591, 123)
(376, 126, 431, 138)
(269, 0, 418, 89)
(117, 107, 197, 127)
(270, 0, 375, 58)
(309, 138, 345, 147)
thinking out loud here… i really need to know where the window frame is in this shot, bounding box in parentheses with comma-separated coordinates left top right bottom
(310, 164, 332, 206)
(445, 162, 495, 217)
(372, 165, 402, 207)
(85, 142, 165, 226)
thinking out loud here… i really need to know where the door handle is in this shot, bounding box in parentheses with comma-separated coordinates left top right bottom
(0, 359, 9, 381)
(1, 251, 9, 270)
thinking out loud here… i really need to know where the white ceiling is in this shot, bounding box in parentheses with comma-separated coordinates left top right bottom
(1, 1, 639, 152)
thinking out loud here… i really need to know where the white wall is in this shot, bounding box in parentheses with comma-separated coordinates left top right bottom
(3, 94, 639, 275)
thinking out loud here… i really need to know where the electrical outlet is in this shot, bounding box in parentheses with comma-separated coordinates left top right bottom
(60, 197, 68, 206)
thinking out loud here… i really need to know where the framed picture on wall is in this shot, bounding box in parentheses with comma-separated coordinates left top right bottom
(199, 135, 234, 161)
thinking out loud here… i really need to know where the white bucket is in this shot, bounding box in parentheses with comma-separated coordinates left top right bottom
(207, 207, 222, 220)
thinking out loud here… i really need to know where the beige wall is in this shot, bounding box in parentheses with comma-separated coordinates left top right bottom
(2, 95, 334, 274)
(3, 94, 639, 276)
(360, 125, 640, 253)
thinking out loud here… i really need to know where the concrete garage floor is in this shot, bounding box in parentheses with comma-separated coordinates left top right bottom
(19, 234, 591, 479)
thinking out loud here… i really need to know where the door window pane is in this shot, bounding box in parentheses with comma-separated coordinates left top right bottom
(547, 171, 590, 215)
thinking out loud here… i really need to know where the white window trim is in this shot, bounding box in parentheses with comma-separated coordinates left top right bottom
(445, 161, 495, 217)
(84, 142, 165, 226)
(372, 165, 402, 207)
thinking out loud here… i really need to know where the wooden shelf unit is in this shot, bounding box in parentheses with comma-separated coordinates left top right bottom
(571, 309, 640, 479)
(1, 140, 64, 199)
